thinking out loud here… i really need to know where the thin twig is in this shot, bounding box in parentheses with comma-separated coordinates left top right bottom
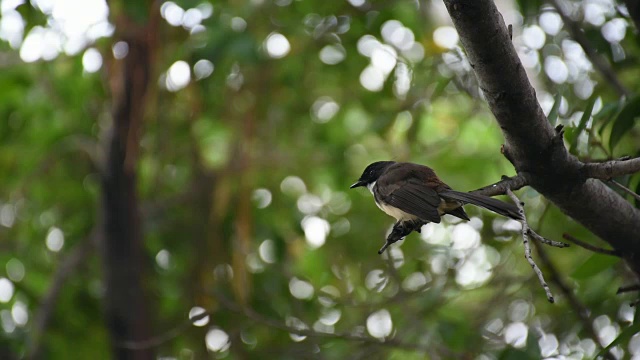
(617, 284, 640, 294)
(116, 311, 211, 350)
(609, 179, 640, 202)
(26, 231, 97, 360)
(548, 0, 631, 98)
(528, 229, 569, 248)
(562, 233, 620, 257)
(116, 292, 435, 353)
(506, 188, 555, 303)
(213, 291, 431, 353)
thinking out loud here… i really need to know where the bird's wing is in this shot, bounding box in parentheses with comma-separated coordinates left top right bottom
(375, 175, 442, 223)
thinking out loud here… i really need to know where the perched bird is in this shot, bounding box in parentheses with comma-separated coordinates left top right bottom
(350, 161, 522, 253)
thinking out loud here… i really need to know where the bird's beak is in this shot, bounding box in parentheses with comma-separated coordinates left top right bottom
(350, 181, 364, 189)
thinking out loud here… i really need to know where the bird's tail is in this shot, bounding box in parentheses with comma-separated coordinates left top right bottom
(439, 190, 523, 220)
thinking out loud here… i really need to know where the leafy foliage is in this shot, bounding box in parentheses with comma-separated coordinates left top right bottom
(0, 0, 638, 359)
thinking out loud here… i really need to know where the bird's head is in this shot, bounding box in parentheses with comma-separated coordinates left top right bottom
(350, 161, 396, 189)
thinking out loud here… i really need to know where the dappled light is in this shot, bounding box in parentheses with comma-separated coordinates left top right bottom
(1, 0, 639, 358)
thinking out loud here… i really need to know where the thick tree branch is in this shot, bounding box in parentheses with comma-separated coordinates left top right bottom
(581, 157, 640, 180)
(443, 0, 640, 278)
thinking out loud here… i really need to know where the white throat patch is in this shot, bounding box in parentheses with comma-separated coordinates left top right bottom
(367, 181, 376, 195)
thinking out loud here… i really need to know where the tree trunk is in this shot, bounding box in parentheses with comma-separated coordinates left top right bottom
(99, 15, 156, 359)
(443, 0, 640, 275)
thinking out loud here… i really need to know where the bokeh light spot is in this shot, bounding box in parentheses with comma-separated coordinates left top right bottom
(205, 328, 230, 352)
(319, 44, 346, 65)
(301, 216, 329, 248)
(6, 259, 24, 282)
(366, 309, 392, 339)
(265, 32, 290, 59)
(504, 322, 528, 348)
(360, 65, 385, 92)
(189, 306, 209, 327)
(82, 47, 102, 73)
(289, 277, 314, 300)
(0, 278, 14, 303)
(46, 227, 64, 252)
(194, 59, 214, 80)
(522, 25, 546, 50)
(433, 26, 459, 49)
(311, 96, 340, 123)
(252, 188, 273, 208)
(166, 60, 191, 91)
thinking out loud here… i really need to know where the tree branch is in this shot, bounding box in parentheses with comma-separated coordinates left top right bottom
(470, 173, 528, 197)
(213, 291, 436, 353)
(609, 180, 640, 203)
(617, 284, 640, 294)
(26, 232, 96, 360)
(562, 233, 620, 256)
(581, 157, 640, 180)
(443, 0, 640, 278)
(117, 291, 450, 355)
(116, 311, 211, 350)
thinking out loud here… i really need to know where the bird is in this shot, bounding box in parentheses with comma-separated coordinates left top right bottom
(350, 161, 523, 254)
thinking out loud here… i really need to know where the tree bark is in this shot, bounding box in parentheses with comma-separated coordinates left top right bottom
(100, 14, 157, 360)
(443, 0, 640, 275)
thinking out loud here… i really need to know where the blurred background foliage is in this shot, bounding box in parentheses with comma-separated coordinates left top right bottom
(0, 0, 639, 358)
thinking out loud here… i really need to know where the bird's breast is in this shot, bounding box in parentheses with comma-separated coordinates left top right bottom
(375, 201, 418, 221)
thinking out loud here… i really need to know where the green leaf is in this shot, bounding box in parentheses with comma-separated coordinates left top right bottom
(595, 100, 623, 135)
(569, 96, 597, 153)
(547, 92, 562, 126)
(571, 253, 620, 280)
(609, 95, 640, 151)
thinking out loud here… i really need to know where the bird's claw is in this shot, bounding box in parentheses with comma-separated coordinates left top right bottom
(378, 221, 423, 254)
